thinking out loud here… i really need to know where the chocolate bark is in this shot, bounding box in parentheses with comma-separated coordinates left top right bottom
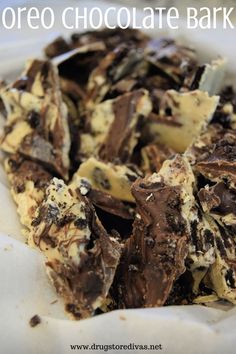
(114, 155, 194, 308)
(98, 89, 152, 162)
(29, 178, 121, 319)
(4, 154, 52, 235)
(0, 60, 70, 179)
(145, 38, 198, 85)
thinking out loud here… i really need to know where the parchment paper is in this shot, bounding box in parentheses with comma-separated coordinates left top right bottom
(0, 1, 236, 353)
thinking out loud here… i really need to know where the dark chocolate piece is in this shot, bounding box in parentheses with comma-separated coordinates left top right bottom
(29, 315, 41, 328)
(44, 36, 71, 58)
(87, 189, 134, 220)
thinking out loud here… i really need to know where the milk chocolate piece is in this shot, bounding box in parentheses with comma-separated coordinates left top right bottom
(4, 155, 52, 235)
(87, 189, 133, 220)
(0, 60, 70, 179)
(185, 123, 224, 167)
(80, 89, 152, 162)
(29, 178, 121, 319)
(114, 155, 194, 308)
(98, 89, 152, 162)
(71, 174, 134, 220)
(143, 90, 219, 153)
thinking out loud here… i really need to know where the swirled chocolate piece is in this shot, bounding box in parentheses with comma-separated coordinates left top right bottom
(187, 213, 216, 293)
(143, 90, 219, 153)
(195, 129, 236, 186)
(185, 124, 225, 167)
(145, 38, 198, 85)
(71, 174, 134, 220)
(75, 157, 142, 203)
(86, 45, 144, 107)
(141, 143, 175, 174)
(0, 60, 70, 179)
(4, 154, 52, 236)
(114, 155, 195, 308)
(98, 89, 152, 162)
(52, 42, 106, 91)
(200, 218, 236, 304)
(71, 175, 134, 240)
(196, 181, 236, 302)
(80, 89, 152, 162)
(28, 177, 121, 319)
(198, 182, 236, 232)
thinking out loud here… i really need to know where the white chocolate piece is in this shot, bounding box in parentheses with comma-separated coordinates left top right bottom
(197, 58, 227, 95)
(148, 90, 219, 153)
(76, 157, 140, 202)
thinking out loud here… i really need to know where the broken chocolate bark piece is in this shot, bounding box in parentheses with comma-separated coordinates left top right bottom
(72, 176, 134, 239)
(200, 218, 236, 304)
(80, 89, 152, 162)
(71, 173, 134, 220)
(86, 44, 144, 107)
(4, 154, 52, 235)
(145, 38, 198, 85)
(143, 89, 219, 153)
(195, 129, 236, 186)
(209, 252, 236, 304)
(198, 182, 236, 234)
(114, 155, 195, 308)
(187, 212, 216, 294)
(28, 177, 121, 319)
(87, 189, 133, 220)
(98, 89, 152, 162)
(75, 157, 142, 203)
(55, 42, 106, 89)
(185, 58, 226, 95)
(141, 143, 175, 174)
(0, 60, 70, 179)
